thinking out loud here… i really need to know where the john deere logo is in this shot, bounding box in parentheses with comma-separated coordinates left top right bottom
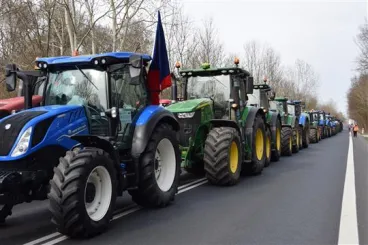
(5, 124, 11, 130)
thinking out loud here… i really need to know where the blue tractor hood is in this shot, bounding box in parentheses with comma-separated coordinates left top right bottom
(0, 105, 89, 161)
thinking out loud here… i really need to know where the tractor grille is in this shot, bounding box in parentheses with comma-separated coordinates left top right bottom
(0, 111, 46, 156)
(175, 111, 201, 147)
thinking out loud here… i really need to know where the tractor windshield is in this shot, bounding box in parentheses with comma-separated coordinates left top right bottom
(186, 75, 230, 103)
(287, 105, 295, 115)
(270, 101, 285, 113)
(311, 113, 319, 121)
(319, 114, 324, 120)
(45, 68, 108, 110)
(247, 89, 260, 107)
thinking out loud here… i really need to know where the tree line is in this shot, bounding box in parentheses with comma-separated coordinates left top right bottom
(0, 0, 344, 118)
(347, 21, 368, 129)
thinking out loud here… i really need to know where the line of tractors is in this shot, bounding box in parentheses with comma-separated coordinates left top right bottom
(0, 53, 343, 239)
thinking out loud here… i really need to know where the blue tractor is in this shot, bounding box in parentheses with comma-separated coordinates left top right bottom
(318, 110, 331, 138)
(287, 100, 310, 149)
(0, 52, 181, 238)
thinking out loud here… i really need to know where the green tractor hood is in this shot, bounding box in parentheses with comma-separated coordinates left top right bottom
(166, 98, 212, 113)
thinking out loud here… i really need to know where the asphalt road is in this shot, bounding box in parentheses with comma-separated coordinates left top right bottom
(0, 129, 366, 245)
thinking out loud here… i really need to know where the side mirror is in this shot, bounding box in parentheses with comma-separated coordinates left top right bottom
(5, 64, 17, 92)
(245, 76, 254, 94)
(129, 55, 143, 85)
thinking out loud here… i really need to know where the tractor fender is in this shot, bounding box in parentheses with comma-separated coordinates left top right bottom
(298, 114, 308, 127)
(70, 135, 125, 195)
(131, 106, 179, 158)
(209, 119, 242, 138)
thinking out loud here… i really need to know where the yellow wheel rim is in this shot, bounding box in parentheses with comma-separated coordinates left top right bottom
(289, 136, 292, 151)
(255, 128, 264, 160)
(276, 128, 281, 151)
(296, 130, 299, 146)
(229, 141, 239, 174)
(266, 135, 271, 159)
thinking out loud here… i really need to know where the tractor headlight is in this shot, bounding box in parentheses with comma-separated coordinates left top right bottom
(177, 112, 195, 119)
(11, 127, 32, 157)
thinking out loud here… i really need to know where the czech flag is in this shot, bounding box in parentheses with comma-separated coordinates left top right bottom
(147, 11, 172, 105)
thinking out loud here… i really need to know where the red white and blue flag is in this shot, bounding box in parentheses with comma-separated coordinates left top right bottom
(147, 11, 172, 105)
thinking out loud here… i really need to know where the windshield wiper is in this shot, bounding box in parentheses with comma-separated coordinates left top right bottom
(75, 65, 99, 91)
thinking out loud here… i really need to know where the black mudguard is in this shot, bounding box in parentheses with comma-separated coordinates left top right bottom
(244, 107, 266, 161)
(131, 109, 179, 158)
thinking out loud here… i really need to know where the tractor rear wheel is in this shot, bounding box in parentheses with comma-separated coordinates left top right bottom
(271, 119, 282, 162)
(302, 125, 310, 148)
(281, 127, 293, 156)
(48, 148, 117, 238)
(309, 128, 318, 143)
(203, 127, 242, 186)
(243, 114, 266, 175)
(264, 127, 272, 167)
(129, 123, 180, 208)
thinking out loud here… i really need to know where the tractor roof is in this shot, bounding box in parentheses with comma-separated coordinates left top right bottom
(274, 97, 288, 101)
(180, 66, 251, 78)
(253, 83, 271, 91)
(36, 52, 152, 67)
(287, 100, 301, 105)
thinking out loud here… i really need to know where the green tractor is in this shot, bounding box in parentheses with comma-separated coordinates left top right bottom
(269, 97, 300, 156)
(166, 61, 268, 185)
(307, 110, 322, 143)
(247, 79, 282, 166)
(287, 100, 310, 149)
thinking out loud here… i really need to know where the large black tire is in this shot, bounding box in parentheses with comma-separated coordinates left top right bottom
(309, 128, 318, 143)
(203, 127, 242, 186)
(264, 127, 272, 168)
(302, 124, 310, 148)
(0, 204, 13, 224)
(292, 124, 300, 153)
(281, 127, 293, 156)
(243, 114, 266, 175)
(271, 119, 282, 162)
(48, 148, 117, 238)
(129, 123, 180, 207)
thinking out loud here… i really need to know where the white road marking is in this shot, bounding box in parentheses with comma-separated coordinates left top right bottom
(23, 233, 61, 245)
(338, 134, 359, 245)
(24, 178, 208, 245)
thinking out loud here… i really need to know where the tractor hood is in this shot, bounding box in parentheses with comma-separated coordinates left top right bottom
(166, 98, 212, 113)
(0, 105, 88, 160)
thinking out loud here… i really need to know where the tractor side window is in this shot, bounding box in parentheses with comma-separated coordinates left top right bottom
(110, 64, 148, 149)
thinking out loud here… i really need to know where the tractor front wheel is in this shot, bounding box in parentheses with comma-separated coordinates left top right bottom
(129, 123, 180, 208)
(292, 125, 300, 153)
(264, 127, 272, 167)
(0, 204, 13, 224)
(302, 125, 310, 148)
(281, 127, 293, 156)
(271, 119, 282, 162)
(48, 148, 117, 238)
(309, 128, 318, 143)
(244, 114, 266, 175)
(203, 127, 242, 186)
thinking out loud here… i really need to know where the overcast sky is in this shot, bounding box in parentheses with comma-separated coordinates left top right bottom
(180, 0, 367, 115)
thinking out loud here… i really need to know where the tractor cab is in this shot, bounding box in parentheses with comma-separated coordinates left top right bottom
(287, 100, 302, 118)
(309, 110, 320, 127)
(247, 78, 276, 110)
(270, 97, 289, 124)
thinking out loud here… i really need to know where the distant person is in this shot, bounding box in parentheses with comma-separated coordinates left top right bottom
(353, 124, 359, 137)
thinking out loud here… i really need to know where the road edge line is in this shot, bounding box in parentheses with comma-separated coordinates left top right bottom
(338, 134, 359, 245)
